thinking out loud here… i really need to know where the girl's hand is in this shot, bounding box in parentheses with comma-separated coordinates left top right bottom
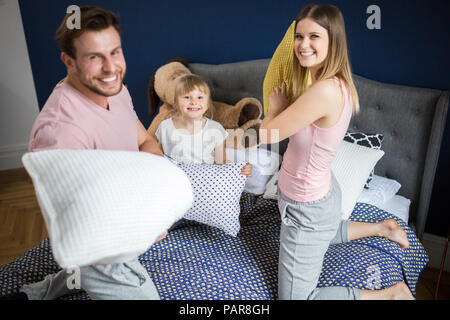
(155, 230, 168, 242)
(240, 163, 252, 177)
(269, 81, 289, 114)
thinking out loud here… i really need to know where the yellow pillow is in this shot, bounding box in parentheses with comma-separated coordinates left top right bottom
(263, 21, 311, 115)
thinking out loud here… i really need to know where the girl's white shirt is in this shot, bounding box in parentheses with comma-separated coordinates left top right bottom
(156, 118, 228, 164)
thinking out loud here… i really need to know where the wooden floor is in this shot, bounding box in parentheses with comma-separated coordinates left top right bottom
(0, 167, 47, 266)
(0, 167, 449, 299)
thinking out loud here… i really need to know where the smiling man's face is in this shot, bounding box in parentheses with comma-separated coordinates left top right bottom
(64, 25, 126, 107)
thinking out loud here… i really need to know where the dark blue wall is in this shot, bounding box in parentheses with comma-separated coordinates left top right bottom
(19, 0, 450, 236)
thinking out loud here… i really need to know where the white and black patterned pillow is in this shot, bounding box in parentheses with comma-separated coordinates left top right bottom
(176, 162, 247, 237)
(344, 132, 384, 188)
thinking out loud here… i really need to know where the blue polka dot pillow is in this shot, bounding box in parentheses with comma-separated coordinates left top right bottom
(344, 132, 384, 188)
(175, 162, 247, 237)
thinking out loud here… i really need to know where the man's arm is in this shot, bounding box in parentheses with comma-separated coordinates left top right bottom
(30, 123, 90, 152)
(137, 119, 167, 242)
(136, 119, 164, 156)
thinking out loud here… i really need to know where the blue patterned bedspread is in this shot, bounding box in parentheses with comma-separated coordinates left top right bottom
(0, 193, 428, 300)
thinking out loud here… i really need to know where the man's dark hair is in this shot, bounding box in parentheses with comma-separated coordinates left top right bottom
(55, 6, 121, 59)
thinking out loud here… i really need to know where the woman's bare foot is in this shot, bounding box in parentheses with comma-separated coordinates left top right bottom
(361, 282, 415, 300)
(387, 282, 416, 300)
(378, 219, 409, 249)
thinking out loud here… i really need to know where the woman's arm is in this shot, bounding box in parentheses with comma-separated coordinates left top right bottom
(259, 80, 343, 144)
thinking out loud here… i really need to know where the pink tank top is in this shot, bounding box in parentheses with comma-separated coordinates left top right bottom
(278, 78, 353, 202)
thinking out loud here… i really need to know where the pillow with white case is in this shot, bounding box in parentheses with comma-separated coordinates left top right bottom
(22, 150, 193, 268)
(356, 174, 401, 208)
(263, 171, 279, 201)
(344, 132, 384, 188)
(378, 195, 411, 223)
(225, 147, 282, 195)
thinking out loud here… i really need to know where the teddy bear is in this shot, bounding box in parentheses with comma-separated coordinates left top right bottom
(147, 57, 263, 150)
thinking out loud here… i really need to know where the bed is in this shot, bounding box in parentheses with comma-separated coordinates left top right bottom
(1, 58, 448, 300)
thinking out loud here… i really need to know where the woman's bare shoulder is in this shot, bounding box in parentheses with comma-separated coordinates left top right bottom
(303, 78, 343, 104)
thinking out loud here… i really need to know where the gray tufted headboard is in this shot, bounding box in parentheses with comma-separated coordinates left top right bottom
(188, 58, 449, 239)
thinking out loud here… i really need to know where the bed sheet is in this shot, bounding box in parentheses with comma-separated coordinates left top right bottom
(0, 193, 429, 300)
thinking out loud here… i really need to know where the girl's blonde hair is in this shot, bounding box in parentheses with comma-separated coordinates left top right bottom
(174, 74, 214, 119)
(292, 4, 360, 113)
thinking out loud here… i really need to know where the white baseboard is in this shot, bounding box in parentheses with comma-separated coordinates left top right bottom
(0, 144, 28, 170)
(421, 232, 450, 271)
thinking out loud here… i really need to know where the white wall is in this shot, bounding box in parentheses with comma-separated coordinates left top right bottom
(0, 0, 40, 170)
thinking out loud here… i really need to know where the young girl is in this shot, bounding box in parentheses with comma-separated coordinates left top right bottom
(260, 4, 413, 300)
(155, 74, 252, 174)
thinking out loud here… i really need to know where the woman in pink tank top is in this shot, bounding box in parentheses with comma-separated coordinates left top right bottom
(260, 4, 413, 300)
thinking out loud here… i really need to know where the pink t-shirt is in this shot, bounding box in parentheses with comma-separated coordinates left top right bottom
(29, 80, 139, 152)
(278, 78, 353, 202)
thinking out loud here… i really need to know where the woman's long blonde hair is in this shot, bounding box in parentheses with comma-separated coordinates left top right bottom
(292, 4, 359, 113)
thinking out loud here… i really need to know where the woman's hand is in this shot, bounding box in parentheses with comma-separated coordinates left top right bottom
(269, 81, 289, 115)
(240, 163, 252, 177)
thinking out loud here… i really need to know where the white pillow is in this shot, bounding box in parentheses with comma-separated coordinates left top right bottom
(263, 170, 279, 200)
(357, 174, 401, 207)
(22, 150, 193, 268)
(225, 147, 282, 195)
(331, 141, 384, 219)
(176, 162, 247, 237)
(378, 195, 411, 223)
(263, 141, 384, 220)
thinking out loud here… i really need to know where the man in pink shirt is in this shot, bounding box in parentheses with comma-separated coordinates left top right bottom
(18, 6, 165, 300)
